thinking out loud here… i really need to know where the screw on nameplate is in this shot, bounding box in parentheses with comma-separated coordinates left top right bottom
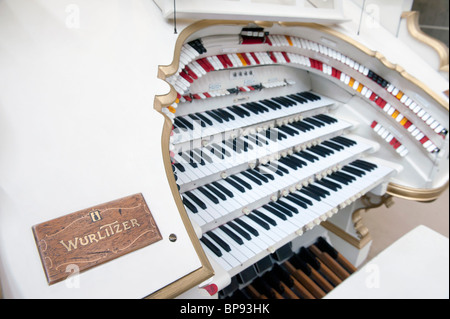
(90, 210, 102, 222)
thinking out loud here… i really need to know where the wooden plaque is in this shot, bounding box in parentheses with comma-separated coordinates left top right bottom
(32, 193, 162, 285)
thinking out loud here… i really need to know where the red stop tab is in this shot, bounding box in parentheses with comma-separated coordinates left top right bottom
(202, 283, 218, 296)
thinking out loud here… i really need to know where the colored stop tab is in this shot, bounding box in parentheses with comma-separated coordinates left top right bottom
(202, 283, 218, 296)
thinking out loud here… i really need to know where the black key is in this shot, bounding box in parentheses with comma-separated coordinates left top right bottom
(209, 144, 225, 160)
(322, 140, 344, 151)
(174, 118, 187, 130)
(256, 168, 275, 181)
(235, 219, 259, 237)
(284, 95, 303, 105)
(285, 194, 308, 209)
(185, 191, 207, 209)
(233, 105, 251, 117)
(316, 145, 334, 155)
(279, 158, 298, 170)
(228, 221, 252, 240)
(255, 132, 270, 145)
(241, 103, 259, 115)
(332, 136, 356, 147)
(352, 159, 377, 171)
(268, 163, 287, 176)
(357, 159, 377, 169)
(200, 237, 222, 257)
(249, 101, 268, 112)
(276, 200, 299, 214)
(328, 173, 350, 185)
(205, 110, 223, 123)
(207, 231, 231, 252)
(331, 172, 353, 184)
(287, 155, 307, 167)
(248, 169, 269, 183)
(268, 202, 293, 217)
(197, 149, 213, 164)
(259, 99, 279, 110)
(336, 171, 356, 181)
(212, 181, 234, 198)
(304, 185, 327, 199)
(287, 94, 307, 104)
(299, 91, 321, 101)
(173, 163, 185, 172)
(313, 114, 337, 124)
(317, 179, 339, 192)
(195, 112, 213, 126)
(289, 154, 308, 167)
(190, 151, 205, 166)
(342, 166, 365, 177)
(299, 188, 321, 201)
(224, 178, 245, 193)
(188, 113, 206, 127)
(179, 151, 196, 168)
(205, 184, 227, 201)
(198, 186, 219, 204)
(182, 196, 198, 213)
(304, 117, 325, 127)
(278, 125, 298, 136)
(308, 146, 327, 158)
(273, 129, 287, 140)
(223, 139, 240, 153)
(290, 121, 308, 132)
(309, 184, 330, 196)
(219, 225, 243, 245)
(241, 171, 262, 186)
(253, 210, 277, 226)
(248, 213, 270, 230)
(294, 120, 315, 131)
(245, 134, 259, 147)
(178, 116, 194, 130)
(212, 143, 231, 157)
(264, 163, 283, 176)
(229, 175, 252, 190)
(262, 204, 287, 221)
(280, 96, 296, 106)
(220, 109, 235, 120)
(295, 151, 318, 162)
(227, 106, 246, 118)
(212, 109, 230, 122)
(290, 193, 313, 206)
(321, 177, 342, 189)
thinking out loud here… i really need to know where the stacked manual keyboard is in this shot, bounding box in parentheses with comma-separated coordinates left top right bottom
(170, 90, 395, 279)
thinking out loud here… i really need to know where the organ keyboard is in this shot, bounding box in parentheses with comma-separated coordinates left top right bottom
(156, 17, 449, 299)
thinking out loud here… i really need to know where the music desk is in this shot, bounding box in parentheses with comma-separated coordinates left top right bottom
(325, 225, 449, 299)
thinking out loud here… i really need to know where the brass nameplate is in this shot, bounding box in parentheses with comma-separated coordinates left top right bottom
(32, 193, 162, 285)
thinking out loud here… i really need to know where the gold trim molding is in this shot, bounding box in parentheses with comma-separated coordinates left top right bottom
(401, 11, 449, 73)
(320, 221, 371, 250)
(387, 181, 449, 202)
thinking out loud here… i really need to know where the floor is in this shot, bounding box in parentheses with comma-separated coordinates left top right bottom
(363, 187, 449, 261)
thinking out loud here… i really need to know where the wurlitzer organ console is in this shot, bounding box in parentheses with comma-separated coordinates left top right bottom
(153, 1, 449, 299)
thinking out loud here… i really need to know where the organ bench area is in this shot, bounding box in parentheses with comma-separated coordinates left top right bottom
(156, 22, 449, 299)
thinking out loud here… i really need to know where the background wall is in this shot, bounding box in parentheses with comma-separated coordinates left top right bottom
(412, 0, 449, 47)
